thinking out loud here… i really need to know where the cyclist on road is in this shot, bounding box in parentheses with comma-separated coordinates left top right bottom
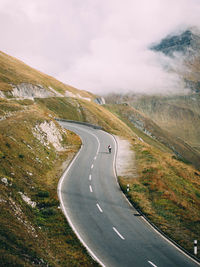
(108, 145, 112, 154)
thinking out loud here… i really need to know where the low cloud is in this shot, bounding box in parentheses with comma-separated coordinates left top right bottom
(59, 40, 183, 95)
(1, 0, 200, 95)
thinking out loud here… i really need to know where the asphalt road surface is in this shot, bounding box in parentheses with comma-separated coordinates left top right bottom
(58, 121, 199, 267)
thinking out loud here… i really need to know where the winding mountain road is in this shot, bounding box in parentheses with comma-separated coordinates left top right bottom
(58, 121, 199, 267)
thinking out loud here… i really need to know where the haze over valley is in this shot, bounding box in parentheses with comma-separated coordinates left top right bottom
(0, 1, 200, 266)
(1, 0, 200, 95)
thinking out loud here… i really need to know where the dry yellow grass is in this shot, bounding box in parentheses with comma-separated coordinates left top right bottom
(0, 100, 98, 266)
(1, 48, 199, 262)
(38, 97, 200, 257)
(77, 99, 137, 138)
(119, 137, 200, 257)
(0, 51, 94, 99)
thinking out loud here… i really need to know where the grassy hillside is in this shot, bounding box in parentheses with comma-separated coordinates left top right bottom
(120, 138, 200, 257)
(0, 51, 137, 266)
(0, 50, 200, 263)
(106, 103, 200, 170)
(0, 51, 93, 99)
(0, 99, 100, 266)
(36, 97, 136, 138)
(184, 55, 200, 92)
(131, 94, 200, 151)
(105, 103, 200, 257)
(105, 93, 200, 167)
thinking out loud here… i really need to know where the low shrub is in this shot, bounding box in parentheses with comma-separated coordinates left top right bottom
(37, 191, 50, 198)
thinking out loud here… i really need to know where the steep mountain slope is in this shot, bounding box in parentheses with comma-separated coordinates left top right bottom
(0, 51, 137, 266)
(105, 28, 200, 168)
(105, 93, 200, 169)
(105, 103, 200, 169)
(151, 29, 200, 57)
(0, 50, 200, 263)
(105, 103, 200, 258)
(0, 51, 95, 100)
(151, 28, 200, 93)
(0, 100, 98, 266)
(130, 94, 200, 151)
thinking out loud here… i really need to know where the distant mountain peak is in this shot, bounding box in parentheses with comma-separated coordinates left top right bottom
(151, 28, 200, 56)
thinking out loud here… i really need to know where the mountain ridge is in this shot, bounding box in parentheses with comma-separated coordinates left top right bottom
(151, 28, 200, 56)
(104, 28, 200, 168)
(151, 28, 200, 93)
(0, 51, 100, 102)
(0, 50, 200, 264)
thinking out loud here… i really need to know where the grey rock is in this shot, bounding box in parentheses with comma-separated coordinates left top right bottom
(11, 83, 55, 99)
(94, 97, 106, 105)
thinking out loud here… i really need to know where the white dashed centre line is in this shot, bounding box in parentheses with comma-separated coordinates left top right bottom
(89, 185, 93, 193)
(91, 164, 94, 169)
(148, 261, 157, 267)
(96, 203, 103, 213)
(94, 156, 97, 160)
(112, 227, 125, 240)
(89, 174, 92, 181)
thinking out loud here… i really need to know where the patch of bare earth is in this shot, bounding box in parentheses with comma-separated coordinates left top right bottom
(115, 136, 137, 178)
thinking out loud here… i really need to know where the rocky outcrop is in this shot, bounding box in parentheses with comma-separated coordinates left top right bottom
(151, 28, 200, 93)
(32, 121, 65, 151)
(0, 91, 5, 98)
(48, 86, 64, 97)
(151, 29, 200, 56)
(11, 83, 55, 99)
(94, 97, 106, 105)
(65, 90, 92, 102)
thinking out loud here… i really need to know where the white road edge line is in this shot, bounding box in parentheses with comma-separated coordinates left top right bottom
(89, 185, 93, 193)
(89, 174, 92, 181)
(109, 133, 200, 266)
(57, 144, 106, 267)
(59, 122, 200, 267)
(148, 261, 157, 267)
(112, 227, 125, 240)
(96, 203, 103, 213)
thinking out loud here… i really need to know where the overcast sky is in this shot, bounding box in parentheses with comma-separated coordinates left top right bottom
(1, 0, 200, 95)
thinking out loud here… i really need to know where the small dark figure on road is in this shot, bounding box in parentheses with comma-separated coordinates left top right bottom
(108, 145, 112, 154)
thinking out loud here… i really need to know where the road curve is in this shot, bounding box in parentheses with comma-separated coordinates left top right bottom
(58, 122, 199, 267)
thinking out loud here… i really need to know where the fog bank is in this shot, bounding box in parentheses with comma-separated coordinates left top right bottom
(1, 0, 200, 94)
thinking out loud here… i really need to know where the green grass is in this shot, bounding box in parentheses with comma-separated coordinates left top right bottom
(76, 100, 136, 137)
(35, 97, 84, 121)
(36, 98, 200, 258)
(1, 49, 200, 262)
(0, 102, 99, 266)
(104, 104, 200, 257)
(119, 140, 200, 257)
(35, 97, 136, 139)
(105, 103, 200, 170)
(0, 98, 24, 116)
(130, 94, 200, 151)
